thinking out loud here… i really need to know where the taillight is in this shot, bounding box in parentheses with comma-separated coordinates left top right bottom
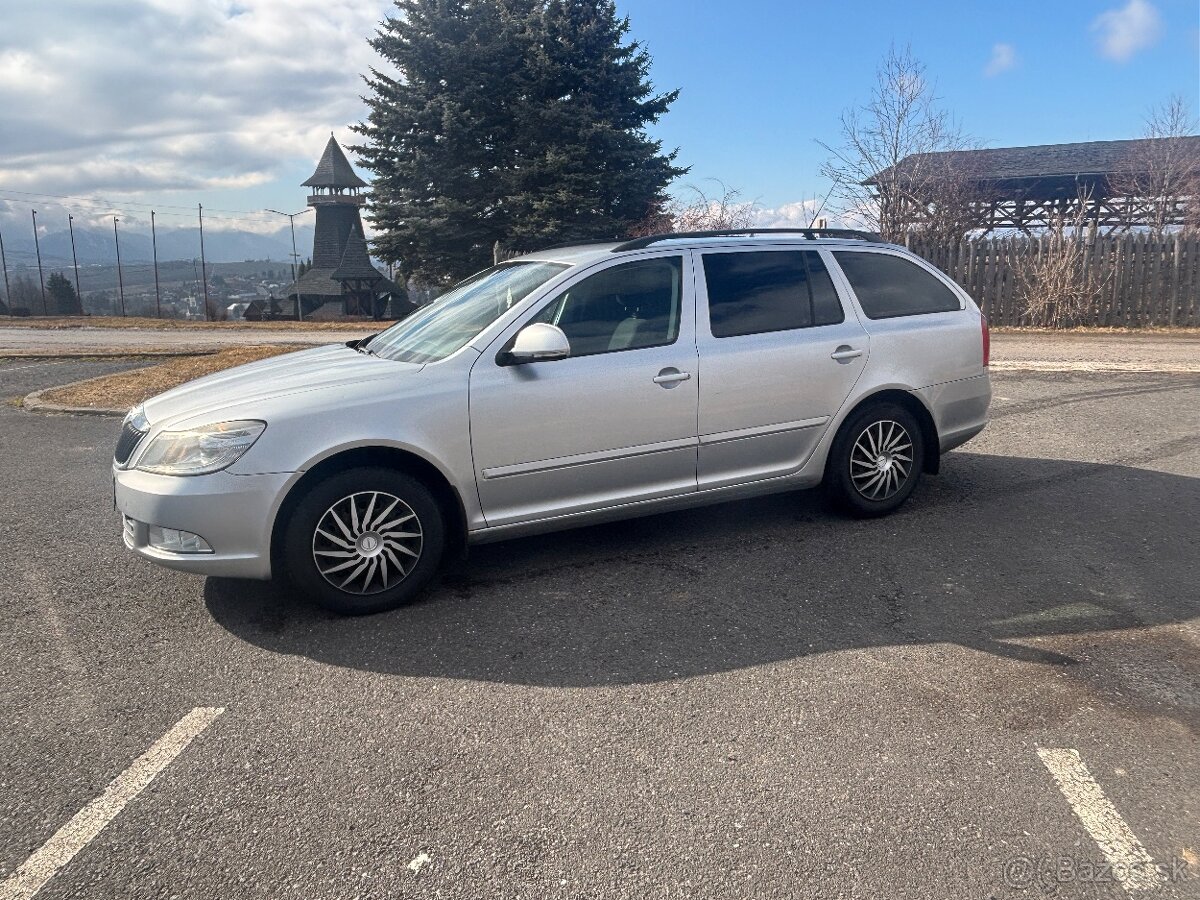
(981, 314, 990, 367)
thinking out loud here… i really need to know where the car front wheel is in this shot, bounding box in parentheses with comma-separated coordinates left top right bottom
(283, 466, 445, 615)
(825, 403, 925, 517)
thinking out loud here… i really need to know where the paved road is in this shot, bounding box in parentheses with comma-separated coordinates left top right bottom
(991, 331, 1200, 373)
(1, 326, 1199, 373)
(1, 360, 1197, 899)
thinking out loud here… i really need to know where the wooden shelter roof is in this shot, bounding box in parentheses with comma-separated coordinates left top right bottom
(868, 137, 1200, 196)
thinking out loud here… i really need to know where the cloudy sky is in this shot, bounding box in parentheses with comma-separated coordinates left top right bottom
(0, 0, 1197, 237)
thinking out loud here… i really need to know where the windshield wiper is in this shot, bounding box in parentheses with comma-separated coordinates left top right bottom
(352, 333, 380, 356)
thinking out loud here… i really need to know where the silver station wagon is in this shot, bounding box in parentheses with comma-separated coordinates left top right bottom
(114, 229, 991, 614)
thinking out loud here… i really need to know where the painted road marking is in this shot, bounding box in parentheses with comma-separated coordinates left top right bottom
(1037, 748, 1165, 892)
(0, 361, 63, 375)
(0, 707, 224, 900)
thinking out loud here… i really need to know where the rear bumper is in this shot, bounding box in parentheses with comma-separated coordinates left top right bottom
(916, 372, 992, 453)
(114, 466, 293, 580)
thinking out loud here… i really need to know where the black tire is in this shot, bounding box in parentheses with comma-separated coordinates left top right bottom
(824, 402, 925, 518)
(282, 466, 445, 615)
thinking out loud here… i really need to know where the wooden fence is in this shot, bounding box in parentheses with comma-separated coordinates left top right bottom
(906, 233, 1200, 327)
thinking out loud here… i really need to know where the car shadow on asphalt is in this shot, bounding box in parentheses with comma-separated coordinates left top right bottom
(205, 452, 1199, 690)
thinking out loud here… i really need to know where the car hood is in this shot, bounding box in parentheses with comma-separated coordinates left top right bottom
(142, 344, 424, 428)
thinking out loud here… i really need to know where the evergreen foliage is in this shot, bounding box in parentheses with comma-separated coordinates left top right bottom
(355, 0, 685, 282)
(46, 272, 83, 315)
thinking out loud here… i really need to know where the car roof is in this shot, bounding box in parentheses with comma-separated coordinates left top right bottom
(515, 234, 904, 266)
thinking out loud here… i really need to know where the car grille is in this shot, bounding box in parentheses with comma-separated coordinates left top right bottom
(114, 421, 148, 466)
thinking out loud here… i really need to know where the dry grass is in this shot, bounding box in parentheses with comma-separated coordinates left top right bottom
(37, 344, 306, 411)
(0, 315, 379, 331)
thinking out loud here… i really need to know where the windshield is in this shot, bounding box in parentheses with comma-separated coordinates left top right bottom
(364, 261, 569, 364)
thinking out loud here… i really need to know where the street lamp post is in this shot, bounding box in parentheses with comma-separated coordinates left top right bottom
(198, 204, 210, 322)
(113, 216, 126, 316)
(68, 214, 82, 310)
(151, 210, 162, 318)
(32, 210, 47, 315)
(0, 224, 11, 312)
(265, 208, 312, 321)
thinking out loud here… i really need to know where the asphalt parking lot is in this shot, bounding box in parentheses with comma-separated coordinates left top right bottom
(0, 357, 1197, 899)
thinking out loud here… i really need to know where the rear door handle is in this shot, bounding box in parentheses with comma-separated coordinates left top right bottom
(831, 346, 863, 361)
(653, 368, 691, 386)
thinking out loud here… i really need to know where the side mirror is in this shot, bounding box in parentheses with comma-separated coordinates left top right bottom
(502, 323, 571, 365)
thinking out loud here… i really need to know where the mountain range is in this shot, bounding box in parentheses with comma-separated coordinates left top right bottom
(1, 224, 317, 267)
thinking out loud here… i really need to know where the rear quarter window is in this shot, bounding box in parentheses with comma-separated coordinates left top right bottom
(834, 251, 961, 319)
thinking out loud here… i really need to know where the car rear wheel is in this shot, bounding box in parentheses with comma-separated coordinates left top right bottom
(825, 403, 925, 517)
(283, 466, 444, 615)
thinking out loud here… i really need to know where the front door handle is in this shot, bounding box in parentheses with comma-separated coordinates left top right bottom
(653, 368, 692, 387)
(831, 345, 863, 361)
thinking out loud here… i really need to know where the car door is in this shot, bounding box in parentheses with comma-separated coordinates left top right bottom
(695, 246, 870, 489)
(469, 253, 699, 527)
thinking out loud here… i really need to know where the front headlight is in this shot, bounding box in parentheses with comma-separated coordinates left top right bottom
(135, 420, 266, 476)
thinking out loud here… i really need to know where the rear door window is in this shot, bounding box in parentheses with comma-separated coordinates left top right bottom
(702, 250, 844, 338)
(833, 251, 961, 319)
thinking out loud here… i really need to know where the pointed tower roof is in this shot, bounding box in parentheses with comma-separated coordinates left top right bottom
(331, 226, 384, 281)
(303, 134, 368, 189)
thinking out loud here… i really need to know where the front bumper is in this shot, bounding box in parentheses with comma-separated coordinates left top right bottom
(114, 465, 295, 580)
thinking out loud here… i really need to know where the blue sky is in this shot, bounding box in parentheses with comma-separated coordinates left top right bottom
(618, 0, 1200, 215)
(0, 0, 1196, 236)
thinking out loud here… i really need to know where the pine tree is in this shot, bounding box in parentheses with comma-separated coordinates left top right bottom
(46, 272, 82, 315)
(500, 0, 685, 250)
(355, 0, 685, 282)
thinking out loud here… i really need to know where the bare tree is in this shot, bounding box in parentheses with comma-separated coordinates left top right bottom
(6, 275, 40, 314)
(1014, 186, 1113, 328)
(819, 45, 982, 242)
(671, 181, 759, 231)
(629, 180, 759, 236)
(1111, 95, 1200, 234)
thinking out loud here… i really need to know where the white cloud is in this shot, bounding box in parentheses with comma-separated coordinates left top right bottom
(984, 43, 1017, 77)
(753, 200, 855, 230)
(0, 1, 391, 230)
(1091, 0, 1164, 62)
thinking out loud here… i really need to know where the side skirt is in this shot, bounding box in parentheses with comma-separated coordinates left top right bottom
(467, 468, 823, 545)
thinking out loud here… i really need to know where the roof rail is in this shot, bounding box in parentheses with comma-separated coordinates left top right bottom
(610, 228, 883, 252)
(541, 237, 624, 251)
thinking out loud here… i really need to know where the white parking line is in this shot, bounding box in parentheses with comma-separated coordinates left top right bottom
(0, 707, 224, 900)
(1037, 747, 1165, 893)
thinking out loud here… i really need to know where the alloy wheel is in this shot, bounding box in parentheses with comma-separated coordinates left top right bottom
(312, 491, 423, 595)
(849, 420, 913, 502)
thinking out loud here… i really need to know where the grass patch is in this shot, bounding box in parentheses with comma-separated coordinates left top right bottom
(36, 344, 307, 411)
(0, 315, 380, 331)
